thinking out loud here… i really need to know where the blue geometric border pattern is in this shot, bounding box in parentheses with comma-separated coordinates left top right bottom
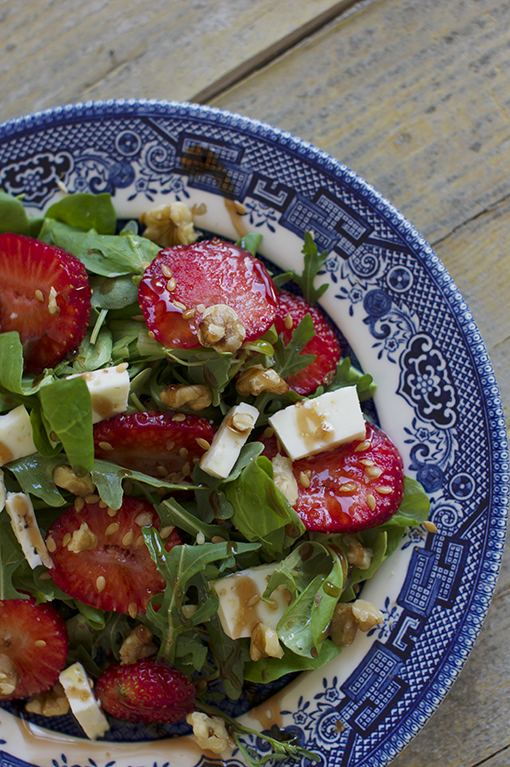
(0, 100, 508, 767)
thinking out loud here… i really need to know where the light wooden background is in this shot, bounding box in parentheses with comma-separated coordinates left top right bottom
(0, 1, 509, 765)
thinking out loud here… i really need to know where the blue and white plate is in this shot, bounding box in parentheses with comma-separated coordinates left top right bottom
(0, 99, 508, 767)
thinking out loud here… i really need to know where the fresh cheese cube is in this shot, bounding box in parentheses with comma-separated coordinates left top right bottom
(211, 563, 291, 640)
(4, 491, 53, 569)
(200, 402, 259, 479)
(68, 364, 130, 424)
(0, 405, 37, 466)
(268, 386, 366, 461)
(59, 662, 110, 740)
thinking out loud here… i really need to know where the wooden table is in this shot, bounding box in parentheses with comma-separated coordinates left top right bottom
(1, 1, 509, 765)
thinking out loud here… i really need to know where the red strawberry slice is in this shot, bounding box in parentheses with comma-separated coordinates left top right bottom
(0, 233, 91, 373)
(138, 239, 278, 349)
(46, 496, 182, 616)
(93, 411, 216, 480)
(0, 598, 68, 700)
(96, 657, 196, 724)
(274, 290, 341, 395)
(261, 422, 404, 533)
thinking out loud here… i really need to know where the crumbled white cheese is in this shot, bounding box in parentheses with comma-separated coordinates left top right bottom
(268, 386, 366, 461)
(0, 405, 37, 466)
(68, 365, 130, 424)
(59, 662, 110, 740)
(200, 402, 258, 479)
(4, 491, 53, 569)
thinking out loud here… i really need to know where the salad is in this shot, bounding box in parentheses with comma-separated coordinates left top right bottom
(0, 190, 430, 764)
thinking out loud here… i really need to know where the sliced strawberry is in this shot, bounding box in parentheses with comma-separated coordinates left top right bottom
(96, 657, 196, 724)
(93, 411, 216, 480)
(46, 496, 182, 615)
(138, 239, 278, 349)
(261, 422, 404, 532)
(274, 290, 341, 395)
(0, 598, 68, 700)
(0, 233, 91, 373)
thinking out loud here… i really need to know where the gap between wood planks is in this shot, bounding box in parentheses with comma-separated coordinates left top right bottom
(191, 0, 379, 104)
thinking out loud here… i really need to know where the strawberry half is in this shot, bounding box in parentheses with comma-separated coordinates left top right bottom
(96, 657, 196, 724)
(138, 239, 278, 349)
(261, 422, 404, 532)
(0, 233, 91, 373)
(0, 598, 68, 700)
(274, 290, 341, 395)
(46, 496, 181, 616)
(93, 411, 216, 480)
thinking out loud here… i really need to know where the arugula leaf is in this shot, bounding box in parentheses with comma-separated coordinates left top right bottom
(45, 193, 117, 234)
(378, 476, 430, 528)
(244, 638, 341, 683)
(157, 497, 225, 540)
(277, 232, 329, 303)
(0, 332, 24, 395)
(38, 218, 160, 276)
(272, 314, 316, 379)
(204, 616, 249, 700)
(235, 233, 263, 256)
(6, 454, 67, 507)
(323, 357, 376, 402)
(0, 190, 30, 235)
(39, 376, 94, 474)
(90, 275, 139, 310)
(223, 456, 306, 558)
(0, 510, 27, 599)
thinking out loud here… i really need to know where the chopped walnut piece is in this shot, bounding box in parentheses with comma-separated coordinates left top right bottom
(0, 653, 18, 697)
(67, 522, 98, 553)
(249, 622, 285, 662)
(140, 201, 199, 248)
(342, 535, 373, 570)
(25, 682, 70, 716)
(271, 453, 299, 506)
(329, 603, 358, 647)
(52, 465, 96, 497)
(186, 711, 234, 754)
(197, 305, 246, 353)
(119, 625, 157, 665)
(235, 365, 289, 397)
(352, 599, 384, 631)
(160, 384, 212, 411)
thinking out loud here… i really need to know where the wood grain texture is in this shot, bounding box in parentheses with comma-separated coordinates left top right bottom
(0, 0, 347, 123)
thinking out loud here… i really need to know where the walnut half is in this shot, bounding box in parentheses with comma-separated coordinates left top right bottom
(197, 305, 246, 353)
(186, 711, 234, 754)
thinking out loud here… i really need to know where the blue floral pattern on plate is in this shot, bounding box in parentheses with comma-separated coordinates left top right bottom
(0, 99, 507, 767)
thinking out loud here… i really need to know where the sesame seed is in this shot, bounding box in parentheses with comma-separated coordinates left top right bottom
(141, 261, 151, 270)
(99, 500, 108, 508)
(359, 459, 374, 466)
(96, 576, 106, 593)
(299, 471, 311, 488)
(179, 447, 189, 459)
(122, 530, 134, 546)
(182, 308, 195, 320)
(98, 441, 114, 451)
(182, 461, 191, 477)
(196, 532, 205, 545)
(46, 536, 56, 553)
(167, 277, 177, 291)
(135, 511, 154, 527)
(148, 330, 156, 340)
(132, 314, 145, 322)
(195, 437, 210, 450)
(366, 466, 383, 478)
(367, 494, 376, 510)
(157, 465, 168, 477)
(85, 494, 100, 504)
(160, 525, 175, 539)
(423, 521, 437, 533)
(161, 264, 173, 279)
(135, 535, 145, 547)
(62, 533, 71, 547)
(173, 413, 186, 422)
(375, 486, 393, 495)
(173, 300, 187, 311)
(107, 507, 117, 517)
(262, 427, 274, 439)
(34, 640, 47, 648)
(211, 536, 226, 544)
(284, 313, 294, 330)
(116, 362, 129, 372)
(74, 497, 85, 513)
(340, 482, 357, 493)
(105, 522, 120, 536)
(35, 289, 44, 302)
(355, 440, 372, 452)
(128, 602, 138, 619)
(246, 595, 260, 608)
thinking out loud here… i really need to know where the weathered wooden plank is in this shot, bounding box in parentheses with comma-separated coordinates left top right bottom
(0, 0, 353, 124)
(210, 0, 510, 246)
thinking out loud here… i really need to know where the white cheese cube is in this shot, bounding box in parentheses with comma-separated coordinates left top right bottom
(59, 662, 110, 740)
(68, 365, 130, 423)
(211, 563, 291, 640)
(200, 402, 259, 479)
(4, 491, 53, 569)
(268, 386, 366, 461)
(0, 405, 37, 466)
